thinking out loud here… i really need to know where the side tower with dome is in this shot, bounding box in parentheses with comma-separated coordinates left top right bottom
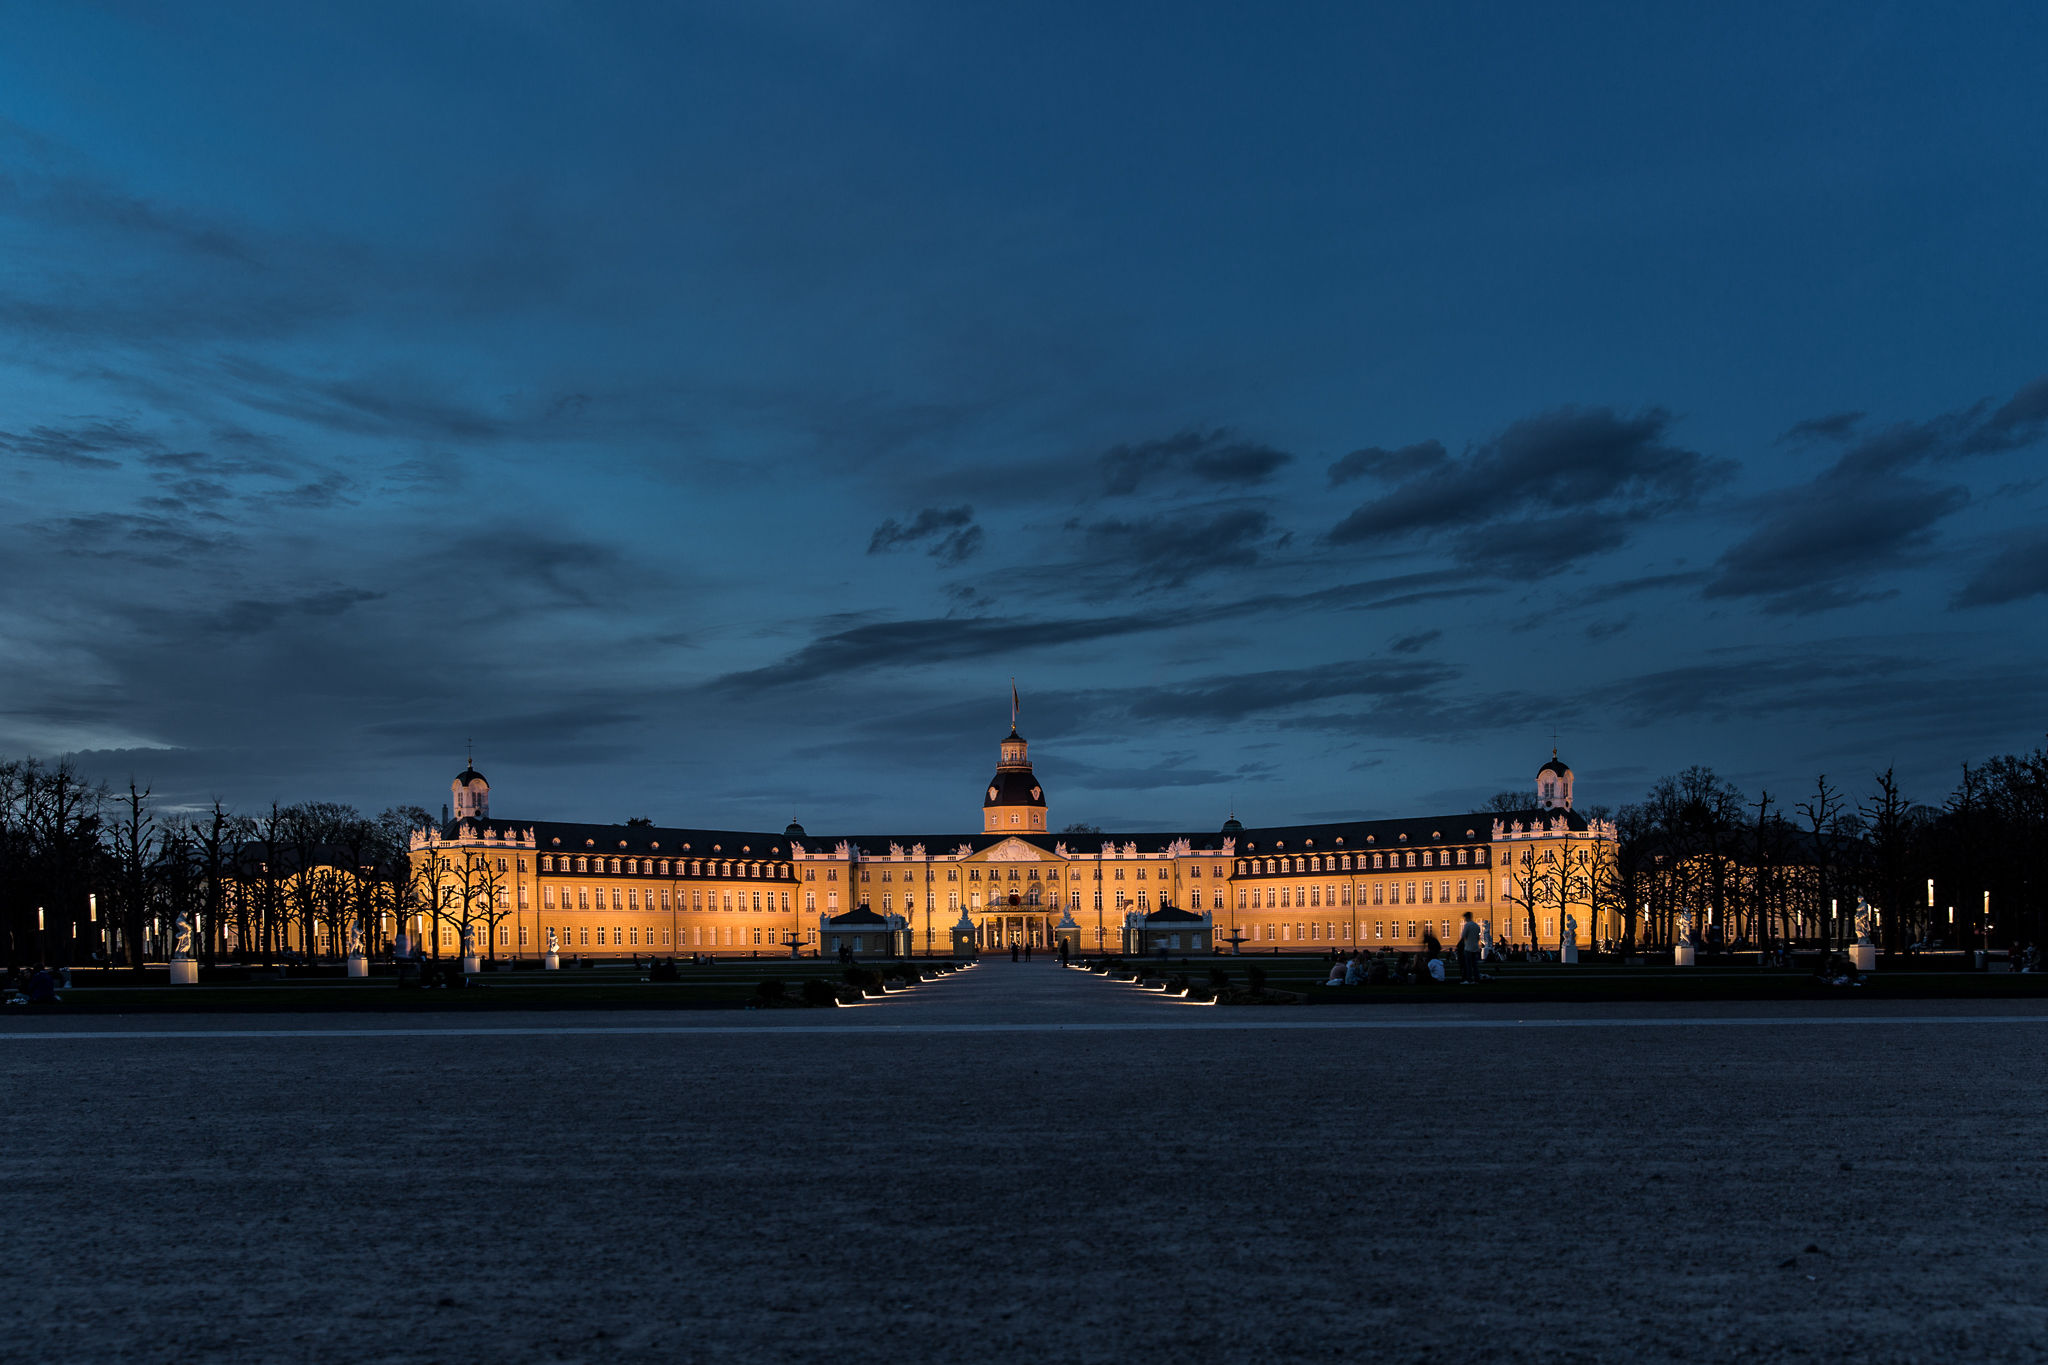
(1536, 752, 1573, 810)
(452, 759, 490, 826)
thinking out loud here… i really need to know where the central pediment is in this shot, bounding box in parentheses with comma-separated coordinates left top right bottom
(984, 837, 1048, 862)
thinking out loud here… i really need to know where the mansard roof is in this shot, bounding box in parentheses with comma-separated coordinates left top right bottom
(1226, 806, 1590, 853)
(478, 805, 1590, 864)
(513, 818, 799, 860)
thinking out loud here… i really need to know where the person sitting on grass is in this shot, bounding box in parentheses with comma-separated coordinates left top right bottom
(1343, 953, 1365, 986)
(1325, 959, 1347, 986)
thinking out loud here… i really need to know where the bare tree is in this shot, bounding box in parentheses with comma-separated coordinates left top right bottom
(108, 780, 158, 968)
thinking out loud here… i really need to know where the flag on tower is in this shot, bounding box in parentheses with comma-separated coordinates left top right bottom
(1011, 679, 1019, 731)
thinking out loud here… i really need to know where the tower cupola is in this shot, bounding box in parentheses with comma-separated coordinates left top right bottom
(982, 726, 1047, 832)
(452, 748, 490, 825)
(1536, 751, 1573, 810)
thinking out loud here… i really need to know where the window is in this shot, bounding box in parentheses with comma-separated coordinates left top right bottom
(596, 927, 606, 946)
(543, 886, 555, 909)
(1440, 881, 1450, 904)
(1237, 891, 1247, 910)
(579, 927, 589, 946)
(1373, 921, 1383, 940)
(1422, 882, 1433, 904)
(1372, 884, 1383, 906)
(519, 925, 529, 947)
(628, 926, 639, 946)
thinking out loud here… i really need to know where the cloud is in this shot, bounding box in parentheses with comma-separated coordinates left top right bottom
(1780, 412, 1863, 444)
(1327, 440, 1448, 487)
(1953, 527, 2048, 607)
(1704, 477, 1965, 612)
(1124, 659, 1459, 723)
(707, 571, 1484, 692)
(1389, 630, 1441, 654)
(1326, 407, 1732, 576)
(867, 505, 983, 564)
(1964, 373, 2048, 455)
(0, 418, 160, 470)
(1705, 375, 2048, 612)
(1098, 429, 1291, 496)
(1066, 506, 1272, 589)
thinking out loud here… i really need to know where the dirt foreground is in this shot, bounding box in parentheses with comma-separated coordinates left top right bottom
(3, 963, 2044, 1363)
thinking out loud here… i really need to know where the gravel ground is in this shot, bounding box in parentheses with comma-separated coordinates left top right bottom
(4, 963, 2045, 1363)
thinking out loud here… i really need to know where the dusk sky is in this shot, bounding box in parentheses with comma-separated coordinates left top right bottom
(3, 3, 2045, 832)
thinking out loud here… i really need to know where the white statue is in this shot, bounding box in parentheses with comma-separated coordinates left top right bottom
(1677, 910, 1695, 945)
(173, 913, 193, 959)
(1479, 919, 1495, 958)
(547, 927, 559, 954)
(1563, 913, 1578, 946)
(1855, 899, 1875, 945)
(461, 925, 476, 956)
(346, 921, 365, 957)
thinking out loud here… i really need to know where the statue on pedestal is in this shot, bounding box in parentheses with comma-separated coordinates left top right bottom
(172, 913, 193, 959)
(1563, 913, 1578, 946)
(461, 925, 476, 957)
(1855, 899, 1876, 945)
(547, 927, 559, 955)
(346, 921, 365, 957)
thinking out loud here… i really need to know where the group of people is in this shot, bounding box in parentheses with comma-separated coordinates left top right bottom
(2, 963, 66, 1007)
(1320, 911, 1491, 985)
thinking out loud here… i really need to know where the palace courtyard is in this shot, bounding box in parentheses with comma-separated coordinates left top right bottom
(4, 962, 2044, 1362)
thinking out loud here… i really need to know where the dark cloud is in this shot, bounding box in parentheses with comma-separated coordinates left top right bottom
(708, 571, 1482, 692)
(1326, 407, 1732, 576)
(1953, 527, 2048, 607)
(1099, 429, 1291, 496)
(1068, 506, 1271, 589)
(207, 589, 386, 637)
(0, 418, 159, 470)
(1705, 376, 2048, 612)
(1327, 440, 1448, 487)
(1964, 373, 2048, 455)
(1780, 412, 1863, 444)
(1125, 659, 1458, 723)
(867, 505, 982, 565)
(1389, 630, 1441, 654)
(1704, 477, 1965, 613)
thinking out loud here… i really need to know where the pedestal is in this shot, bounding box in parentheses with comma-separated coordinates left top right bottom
(168, 957, 199, 985)
(1849, 942, 1877, 971)
(346, 953, 369, 978)
(1561, 941, 1579, 964)
(1674, 943, 1696, 967)
(462, 954, 482, 974)
(544, 951, 560, 971)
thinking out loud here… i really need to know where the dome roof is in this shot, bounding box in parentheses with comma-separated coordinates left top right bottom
(456, 766, 487, 785)
(1221, 816, 1244, 834)
(785, 821, 806, 838)
(983, 768, 1046, 807)
(1538, 756, 1571, 777)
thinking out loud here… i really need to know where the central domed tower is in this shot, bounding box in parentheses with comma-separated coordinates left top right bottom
(982, 726, 1047, 832)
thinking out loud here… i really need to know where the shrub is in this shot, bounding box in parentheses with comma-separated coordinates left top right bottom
(1247, 965, 1267, 992)
(801, 978, 837, 1007)
(1208, 967, 1231, 988)
(755, 978, 787, 1001)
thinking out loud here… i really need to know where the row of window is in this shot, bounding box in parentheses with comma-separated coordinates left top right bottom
(535, 854, 793, 879)
(541, 886, 798, 912)
(1238, 849, 1483, 876)
(1237, 879, 1493, 910)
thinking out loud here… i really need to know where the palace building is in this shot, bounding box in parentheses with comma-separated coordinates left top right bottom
(407, 722, 1619, 959)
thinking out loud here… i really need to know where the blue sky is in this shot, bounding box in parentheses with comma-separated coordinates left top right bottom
(2, 2, 2045, 831)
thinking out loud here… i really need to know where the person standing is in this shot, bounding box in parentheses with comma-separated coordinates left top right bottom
(1458, 911, 1482, 984)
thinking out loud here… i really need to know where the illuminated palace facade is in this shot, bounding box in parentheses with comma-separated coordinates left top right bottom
(408, 727, 1619, 958)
